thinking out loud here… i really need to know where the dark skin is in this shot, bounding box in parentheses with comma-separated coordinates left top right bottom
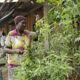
(4, 20, 26, 54)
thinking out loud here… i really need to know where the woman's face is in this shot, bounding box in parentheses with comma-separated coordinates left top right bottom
(16, 20, 26, 33)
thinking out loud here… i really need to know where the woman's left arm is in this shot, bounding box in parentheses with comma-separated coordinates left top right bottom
(29, 29, 40, 40)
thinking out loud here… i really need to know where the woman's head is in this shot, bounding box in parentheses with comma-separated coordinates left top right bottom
(14, 15, 26, 33)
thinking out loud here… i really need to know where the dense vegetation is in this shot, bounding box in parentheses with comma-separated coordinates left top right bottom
(15, 0, 80, 80)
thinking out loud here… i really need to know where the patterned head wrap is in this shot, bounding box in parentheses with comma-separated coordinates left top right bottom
(14, 15, 26, 25)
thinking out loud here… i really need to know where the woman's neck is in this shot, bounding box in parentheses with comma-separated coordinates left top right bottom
(16, 29, 24, 35)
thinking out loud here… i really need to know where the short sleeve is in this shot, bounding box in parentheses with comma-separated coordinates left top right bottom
(5, 31, 13, 47)
(29, 32, 37, 40)
(24, 30, 38, 40)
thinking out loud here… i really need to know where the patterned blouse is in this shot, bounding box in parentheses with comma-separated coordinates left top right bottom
(5, 29, 36, 66)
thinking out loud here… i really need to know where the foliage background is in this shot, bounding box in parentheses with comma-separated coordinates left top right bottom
(15, 0, 80, 80)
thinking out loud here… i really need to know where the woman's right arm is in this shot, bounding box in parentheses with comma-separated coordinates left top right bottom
(4, 46, 24, 54)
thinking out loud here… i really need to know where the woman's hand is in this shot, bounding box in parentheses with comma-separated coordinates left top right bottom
(15, 49, 24, 54)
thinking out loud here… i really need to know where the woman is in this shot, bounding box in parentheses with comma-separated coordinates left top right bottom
(4, 15, 38, 80)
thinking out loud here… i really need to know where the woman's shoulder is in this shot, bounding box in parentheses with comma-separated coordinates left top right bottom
(8, 30, 14, 36)
(24, 30, 30, 34)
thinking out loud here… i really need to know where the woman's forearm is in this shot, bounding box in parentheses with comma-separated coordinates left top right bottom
(4, 47, 17, 54)
(4, 46, 24, 54)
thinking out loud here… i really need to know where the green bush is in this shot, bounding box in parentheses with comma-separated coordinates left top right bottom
(15, 0, 80, 80)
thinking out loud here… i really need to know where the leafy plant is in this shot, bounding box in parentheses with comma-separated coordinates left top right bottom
(15, 0, 80, 80)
